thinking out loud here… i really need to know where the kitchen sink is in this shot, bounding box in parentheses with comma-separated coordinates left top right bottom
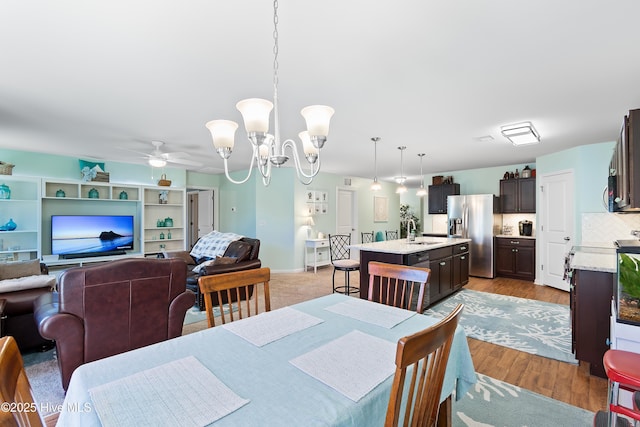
(407, 241, 440, 245)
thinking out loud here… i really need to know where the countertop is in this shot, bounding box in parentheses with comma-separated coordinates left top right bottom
(349, 236, 471, 255)
(570, 246, 617, 273)
(495, 234, 536, 240)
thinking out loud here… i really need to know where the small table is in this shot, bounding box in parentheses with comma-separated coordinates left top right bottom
(305, 238, 331, 273)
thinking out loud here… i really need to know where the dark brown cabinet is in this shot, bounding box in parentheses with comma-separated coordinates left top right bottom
(500, 177, 536, 213)
(571, 269, 614, 378)
(428, 184, 460, 214)
(428, 247, 453, 305)
(495, 237, 535, 281)
(452, 243, 470, 290)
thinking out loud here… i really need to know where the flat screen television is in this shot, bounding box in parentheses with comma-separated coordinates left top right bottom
(51, 215, 134, 258)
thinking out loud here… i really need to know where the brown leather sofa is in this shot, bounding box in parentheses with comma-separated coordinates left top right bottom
(0, 262, 55, 352)
(162, 237, 261, 310)
(33, 258, 194, 390)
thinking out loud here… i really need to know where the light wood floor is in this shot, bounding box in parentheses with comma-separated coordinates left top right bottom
(186, 267, 608, 413)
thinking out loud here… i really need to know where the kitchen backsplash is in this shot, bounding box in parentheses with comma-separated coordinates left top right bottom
(428, 213, 535, 236)
(582, 212, 640, 247)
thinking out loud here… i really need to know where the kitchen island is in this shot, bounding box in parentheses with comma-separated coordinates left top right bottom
(350, 237, 472, 307)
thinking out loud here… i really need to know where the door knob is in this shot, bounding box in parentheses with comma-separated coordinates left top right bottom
(564, 237, 571, 241)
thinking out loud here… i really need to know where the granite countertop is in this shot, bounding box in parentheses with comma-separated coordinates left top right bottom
(570, 246, 617, 273)
(495, 234, 536, 240)
(349, 236, 471, 255)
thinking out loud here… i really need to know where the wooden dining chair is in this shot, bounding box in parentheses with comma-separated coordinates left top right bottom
(0, 336, 59, 427)
(198, 267, 271, 327)
(361, 231, 374, 243)
(368, 261, 430, 313)
(386, 230, 399, 240)
(385, 303, 464, 427)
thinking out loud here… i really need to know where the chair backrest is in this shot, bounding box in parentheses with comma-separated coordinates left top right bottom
(385, 304, 464, 427)
(57, 258, 191, 364)
(328, 234, 352, 262)
(361, 231, 374, 243)
(198, 267, 271, 327)
(0, 336, 44, 427)
(386, 230, 399, 240)
(367, 261, 430, 313)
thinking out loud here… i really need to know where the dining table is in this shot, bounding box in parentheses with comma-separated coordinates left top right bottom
(56, 293, 477, 427)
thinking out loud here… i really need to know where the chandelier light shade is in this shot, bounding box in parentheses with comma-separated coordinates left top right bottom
(205, 0, 334, 186)
(500, 122, 540, 146)
(396, 146, 407, 194)
(416, 153, 427, 197)
(370, 137, 382, 191)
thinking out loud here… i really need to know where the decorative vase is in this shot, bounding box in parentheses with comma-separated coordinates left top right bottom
(164, 217, 173, 227)
(56, 189, 66, 197)
(119, 191, 128, 200)
(5, 218, 17, 231)
(0, 183, 10, 200)
(88, 188, 99, 199)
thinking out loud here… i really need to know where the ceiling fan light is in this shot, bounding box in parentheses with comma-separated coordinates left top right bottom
(206, 120, 239, 149)
(236, 98, 273, 133)
(148, 157, 167, 168)
(301, 105, 335, 137)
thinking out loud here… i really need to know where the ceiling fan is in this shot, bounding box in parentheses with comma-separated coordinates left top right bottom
(134, 141, 203, 168)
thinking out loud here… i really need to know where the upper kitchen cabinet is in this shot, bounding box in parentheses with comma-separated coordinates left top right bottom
(608, 108, 640, 212)
(500, 177, 536, 213)
(428, 184, 460, 214)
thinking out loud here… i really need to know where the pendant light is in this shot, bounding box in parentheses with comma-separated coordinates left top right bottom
(416, 153, 427, 197)
(395, 146, 407, 194)
(370, 137, 382, 191)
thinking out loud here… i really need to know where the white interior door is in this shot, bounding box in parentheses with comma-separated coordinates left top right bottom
(336, 188, 357, 256)
(197, 190, 214, 238)
(540, 170, 574, 291)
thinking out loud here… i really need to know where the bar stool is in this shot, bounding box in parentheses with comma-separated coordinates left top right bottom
(593, 349, 640, 426)
(328, 234, 359, 295)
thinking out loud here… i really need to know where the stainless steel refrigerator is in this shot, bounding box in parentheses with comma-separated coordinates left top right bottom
(447, 194, 502, 278)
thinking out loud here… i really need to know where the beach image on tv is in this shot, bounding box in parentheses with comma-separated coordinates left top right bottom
(51, 215, 134, 255)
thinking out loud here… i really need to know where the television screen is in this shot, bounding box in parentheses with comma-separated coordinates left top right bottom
(51, 215, 134, 257)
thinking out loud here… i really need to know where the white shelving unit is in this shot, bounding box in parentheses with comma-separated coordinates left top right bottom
(0, 176, 41, 261)
(143, 187, 186, 256)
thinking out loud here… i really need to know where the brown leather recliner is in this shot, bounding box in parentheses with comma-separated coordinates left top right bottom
(163, 237, 261, 310)
(0, 262, 54, 352)
(33, 258, 195, 390)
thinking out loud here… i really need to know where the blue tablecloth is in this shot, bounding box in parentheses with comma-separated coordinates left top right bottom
(57, 294, 476, 427)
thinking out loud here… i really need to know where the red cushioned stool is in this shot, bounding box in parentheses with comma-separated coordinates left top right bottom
(594, 350, 640, 427)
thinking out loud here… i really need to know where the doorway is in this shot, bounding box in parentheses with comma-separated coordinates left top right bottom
(336, 187, 358, 257)
(186, 188, 218, 249)
(540, 170, 574, 291)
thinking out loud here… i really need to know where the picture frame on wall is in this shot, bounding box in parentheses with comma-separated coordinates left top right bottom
(374, 195, 388, 222)
(306, 191, 314, 203)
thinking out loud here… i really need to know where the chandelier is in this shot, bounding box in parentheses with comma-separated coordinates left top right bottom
(205, 0, 334, 186)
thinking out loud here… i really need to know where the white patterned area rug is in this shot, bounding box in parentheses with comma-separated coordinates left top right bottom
(424, 289, 578, 364)
(454, 373, 593, 426)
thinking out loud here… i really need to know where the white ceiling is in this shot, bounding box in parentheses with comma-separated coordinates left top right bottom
(1, 1, 639, 187)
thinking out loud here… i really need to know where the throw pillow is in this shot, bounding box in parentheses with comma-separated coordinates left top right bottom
(0, 259, 41, 281)
(213, 256, 237, 265)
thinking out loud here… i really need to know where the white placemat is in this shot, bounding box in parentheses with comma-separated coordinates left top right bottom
(222, 307, 324, 346)
(324, 297, 416, 328)
(289, 330, 396, 402)
(89, 356, 249, 427)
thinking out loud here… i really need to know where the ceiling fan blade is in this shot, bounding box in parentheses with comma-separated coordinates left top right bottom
(166, 157, 204, 167)
(162, 151, 190, 159)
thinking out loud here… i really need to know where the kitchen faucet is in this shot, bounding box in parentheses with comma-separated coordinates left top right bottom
(407, 219, 416, 241)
